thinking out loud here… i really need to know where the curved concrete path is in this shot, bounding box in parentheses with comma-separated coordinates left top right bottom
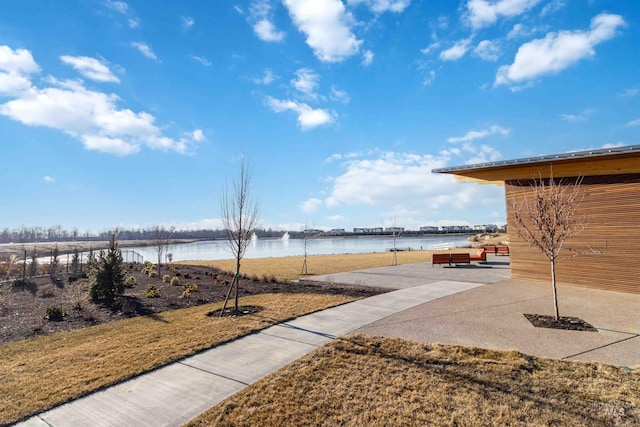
(17, 280, 483, 427)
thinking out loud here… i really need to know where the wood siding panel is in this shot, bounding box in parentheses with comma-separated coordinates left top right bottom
(506, 174, 640, 294)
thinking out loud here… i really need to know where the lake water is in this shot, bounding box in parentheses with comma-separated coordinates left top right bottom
(124, 235, 474, 262)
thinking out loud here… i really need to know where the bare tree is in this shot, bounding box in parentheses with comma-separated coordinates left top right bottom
(511, 172, 584, 320)
(220, 159, 260, 314)
(300, 223, 319, 275)
(151, 226, 171, 279)
(389, 218, 403, 266)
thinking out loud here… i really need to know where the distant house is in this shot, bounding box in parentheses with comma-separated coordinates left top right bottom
(434, 144, 640, 294)
(353, 227, 383, 234)
(303, 229, 323, 235)
(328, 228, 345, 235)
(384, 227, 404, 233)
(419, 226, 440, 233)
(473, 224, 498, 233)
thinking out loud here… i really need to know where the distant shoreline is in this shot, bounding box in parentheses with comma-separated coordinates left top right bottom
(0, 239, 205, 258)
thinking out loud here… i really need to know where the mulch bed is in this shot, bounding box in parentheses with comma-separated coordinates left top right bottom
(0, 263, 389, 344)
(523, 313, 598, 332)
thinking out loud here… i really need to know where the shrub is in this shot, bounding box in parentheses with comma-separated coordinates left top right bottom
(68, 275, 78, 283)
(170, 276, 181, 286)
(145, 285, 161, 298)
(183, 273, 191, 279)
(170, 267, 179, 275)
(125, 275, 137, 288)
(162, 274, 171, 283)
(44, 306, 67, 321)
(141, 261, 156, 277)
(37, 284, 56, 298)
(180, 282, 198, 298)
(89, 235, 127, 303)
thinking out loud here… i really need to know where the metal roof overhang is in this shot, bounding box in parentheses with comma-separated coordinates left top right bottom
(432, 145, 640, 185)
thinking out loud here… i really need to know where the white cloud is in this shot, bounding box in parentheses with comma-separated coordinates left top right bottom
(439, 38, 473, 61)
(330, 86, 350, 103)
(104, 1, 139, 28)
(182, 16, 194, 29)
(43, 175, 55, 183)
(104, 0, 128, 14)
(326, 214, 345, 221)
(190, 55, 211, 66)
(361, 50, 374, 66)
(266, 96, 335, 130)
(60, 56, 120, 83)
(0, 46, 39, 95)
(465, 0, 541, 29)
(322, 151, 503, 214)
(473, 40, 501, 61)
(462, 143, 502, 164)
(447, 125, 510, 143)
(191, 129, 206, 142)
(423, 70, 436, 86)
(253, 69, 278, 85)
(560, 108, 596, 122)
(618, 88, 637, 98)
(626, 119, 640, 127)
(291, 68, 320, 97)
(347, 0, 411, 13)
(495, 13, 625, 89)
(130, 42, 158, 60)
(250, 0, 285, 42)
(254, 19, 285, 42)
(300, 198, 323, 213)
(283, 0, 362, 62)
(540, 0, 566, 17)
(0, 49, 201, 156)
(420, 42, 441, 55)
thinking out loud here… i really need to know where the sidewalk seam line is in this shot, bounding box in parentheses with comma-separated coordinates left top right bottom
(177, 361, 250, 386)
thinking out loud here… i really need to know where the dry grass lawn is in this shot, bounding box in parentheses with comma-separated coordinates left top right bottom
(0, 293, 355, 425)
(186, 249, 470, 282)
(186, 333, 640, 427)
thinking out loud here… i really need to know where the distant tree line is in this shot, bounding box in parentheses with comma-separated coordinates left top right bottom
(0, 225, 285, 244)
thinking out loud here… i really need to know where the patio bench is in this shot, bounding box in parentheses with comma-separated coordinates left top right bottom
(469, 249, 487, 263)
(496, 245, 510, 256)
(432, 253, 451, 266)
(450, 253, 471, 265)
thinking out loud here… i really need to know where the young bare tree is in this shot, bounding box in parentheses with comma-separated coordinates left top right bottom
(511, 172, 584, 320)
(389, 218, 403, 266)
(151, 226, 172, 279)
(220, 159, 260, 314)
(300, 223, 319, 275)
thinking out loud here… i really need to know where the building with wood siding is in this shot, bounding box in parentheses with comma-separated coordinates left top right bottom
(433, 145, 640, 294)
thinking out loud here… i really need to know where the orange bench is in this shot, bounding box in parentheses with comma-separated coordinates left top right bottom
(469, 249, 487, 263)
(432, 253, 451, 266)
(496, 245, 510, 255)
(450, 253, 471, 265)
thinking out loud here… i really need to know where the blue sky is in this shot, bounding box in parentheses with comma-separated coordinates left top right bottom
(0, 0, 638, 234)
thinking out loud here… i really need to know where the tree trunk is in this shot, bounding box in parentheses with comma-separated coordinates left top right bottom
(234, 257, 241, 312)
(551, 258, 560, 320)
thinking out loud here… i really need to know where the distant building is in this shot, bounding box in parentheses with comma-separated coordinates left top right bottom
(384, 227, 404, 233)
(419, 226, 440, 233)
(303, 229, 323, 235)
(328, 228, 345, 235)
(353, 227, 383, 234)
(473, 224, 498, 232)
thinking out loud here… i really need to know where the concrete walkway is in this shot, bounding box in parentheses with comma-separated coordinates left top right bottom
(359, 278, 640, 368)
(17, 280, 483, 427)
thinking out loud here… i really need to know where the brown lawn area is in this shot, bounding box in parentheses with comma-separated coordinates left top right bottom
(187, 333, 640, 426)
